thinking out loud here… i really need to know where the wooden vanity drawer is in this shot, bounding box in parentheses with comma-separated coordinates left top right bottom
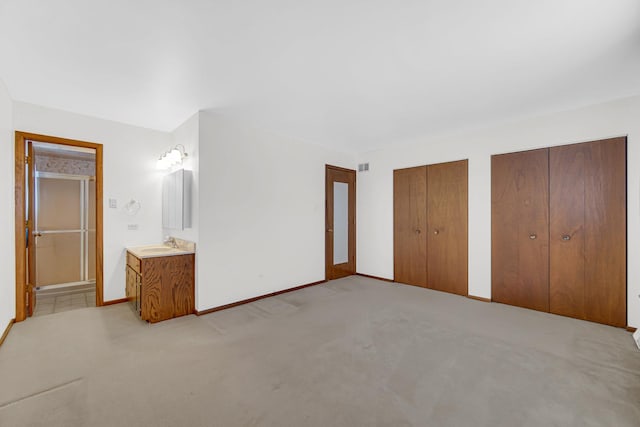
(127, 252, 141, 274)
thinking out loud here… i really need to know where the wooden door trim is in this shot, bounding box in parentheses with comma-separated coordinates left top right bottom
(14, 131, 104, 322)
(325, 164, 355, 174)
(325, 165, 356, 280)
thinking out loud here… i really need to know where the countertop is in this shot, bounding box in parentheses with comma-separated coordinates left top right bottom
(127, 241, 195, 259)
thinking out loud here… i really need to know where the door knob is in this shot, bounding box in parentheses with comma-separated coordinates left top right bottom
(562, 234, 571, 241)
(414, 229, 421, 234)
(433, 230, 439, 235)
(529, 234, 537, 240)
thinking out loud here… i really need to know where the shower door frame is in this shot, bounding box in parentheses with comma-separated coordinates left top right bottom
(34, 171, 96, 289)
(15, 131, 104, 322)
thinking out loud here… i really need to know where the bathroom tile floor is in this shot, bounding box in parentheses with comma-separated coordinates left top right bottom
(33, 284, 96, 317)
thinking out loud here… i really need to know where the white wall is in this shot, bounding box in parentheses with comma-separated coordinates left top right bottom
(165, 112, 200, 303)
(197, 112, 355, 310)
(166, 112, 199, 244)
(356, 95, 640, 328)
(0, 80, 15, 327)
(13, 102, 172, 302)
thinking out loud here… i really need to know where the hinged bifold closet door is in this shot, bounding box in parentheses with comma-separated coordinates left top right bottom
(491, 149, 550, 312)
(394, 166, 428, 287)
(427, 160, 468, 295)
(549, 144, 586, 319)
(550, 138, 626, 327)
(394, 161, 468, 293)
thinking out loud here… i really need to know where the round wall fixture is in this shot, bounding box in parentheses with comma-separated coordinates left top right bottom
(124, 199, 141, 215)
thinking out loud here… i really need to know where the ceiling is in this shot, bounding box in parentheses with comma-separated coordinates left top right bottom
(1, 0, 639, 153)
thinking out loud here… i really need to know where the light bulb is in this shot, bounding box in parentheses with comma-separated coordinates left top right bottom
(169, 148, 182, 165)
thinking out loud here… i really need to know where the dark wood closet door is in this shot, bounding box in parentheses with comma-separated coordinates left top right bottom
(394, 166, 427, 287)
(550, 144, 586, 319)
(427, 160, 468, 295)
(491, 149, 549, 312)
(584, 137, 626, 327)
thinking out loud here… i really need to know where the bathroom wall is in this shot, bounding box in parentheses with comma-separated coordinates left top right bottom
(356, 95, 640, 328)
(13, 102, 172, 302)
(0, 79, 15, 328)
(166, 112, 199, 244)
(197, 112, 356, 310)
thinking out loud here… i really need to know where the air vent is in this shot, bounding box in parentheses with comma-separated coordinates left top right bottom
(358, 163, 369, 172)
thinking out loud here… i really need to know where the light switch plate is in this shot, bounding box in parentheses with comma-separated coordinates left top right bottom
(109, 198, 117, 209)
(127, 224, 138, 230)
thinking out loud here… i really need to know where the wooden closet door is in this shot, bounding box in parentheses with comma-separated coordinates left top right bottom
(584, 137, 626, 327)
(427, 160, 468, 295)
(394, 166, 427, 287)
(550, 138, 626, 327)
(550, 144, 586, 319)
(492, 149, 549, 312)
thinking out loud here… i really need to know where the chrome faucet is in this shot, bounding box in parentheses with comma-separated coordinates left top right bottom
(164, 236, 178, 248)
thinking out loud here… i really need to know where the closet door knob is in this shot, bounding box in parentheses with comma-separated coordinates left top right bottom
(529, 234, 537, 240)
(562, 234, 571, 241)
(415, 229, 421, 234)
(433, 230, 439, 235)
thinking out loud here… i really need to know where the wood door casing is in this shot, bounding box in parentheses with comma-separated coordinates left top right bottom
(491, 149, 550, 312)
(27, 142, 36, 316)
(15, 131, 104, 322)
(393, 166, 428, 287)
(427, 160, 468, 295)
(584, 137, 626, 327)
(325, 165, 356, 280)
(550, 144, 586, 319)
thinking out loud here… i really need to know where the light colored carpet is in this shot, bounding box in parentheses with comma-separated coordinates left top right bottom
(0, 276, 638, 426)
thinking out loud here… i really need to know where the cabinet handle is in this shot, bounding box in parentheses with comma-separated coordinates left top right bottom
(562, 234, 571, 241)
(529, 234, 537, 240)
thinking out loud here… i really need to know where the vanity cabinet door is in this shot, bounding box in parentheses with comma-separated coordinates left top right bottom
(126, 265, 141, 316)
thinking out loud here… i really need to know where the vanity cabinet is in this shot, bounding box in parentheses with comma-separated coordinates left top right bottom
(125, 251, 195, 323)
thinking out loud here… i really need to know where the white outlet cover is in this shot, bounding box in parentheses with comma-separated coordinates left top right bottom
(109, 198, 117, 208)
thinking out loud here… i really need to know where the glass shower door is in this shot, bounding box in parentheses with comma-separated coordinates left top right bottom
(35, 173, 93, 288)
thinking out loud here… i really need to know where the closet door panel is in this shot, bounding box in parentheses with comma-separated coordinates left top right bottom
(394, 166, 428, 287)
(550, 144, 586, 319)
(427, 160, 468, 295)
(584, 138, 626, 327)
(491, 149, 549, 311)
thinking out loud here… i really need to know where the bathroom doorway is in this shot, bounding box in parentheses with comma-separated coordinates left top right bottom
(325, 165, 356, 280)
(15, 132, 104, 321)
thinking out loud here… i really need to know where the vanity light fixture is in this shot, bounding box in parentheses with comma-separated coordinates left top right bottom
(157, 144, 188, 170)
